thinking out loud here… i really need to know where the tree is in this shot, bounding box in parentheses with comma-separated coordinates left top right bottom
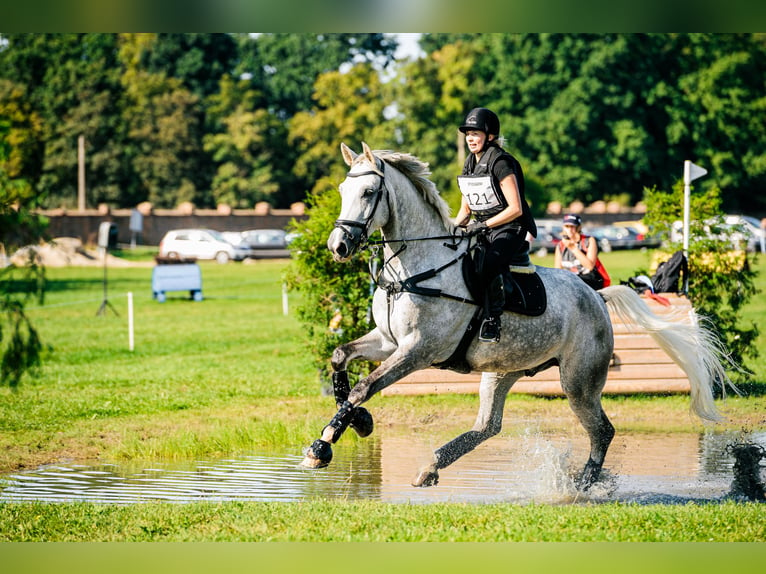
(203, 76, 281, 207)
(140, 33, 237, 100)
(0, 34, 130, 208)
(288, 63, 395, 197)
(660, 35, 766, 213)
(237, 34, 397, 118)
(0, 114, 47, 389)
(643, 183, 759, 381)
(391, 40, 483, 212)
(283, 182, 378, 389)
(119, 34, 209, 208)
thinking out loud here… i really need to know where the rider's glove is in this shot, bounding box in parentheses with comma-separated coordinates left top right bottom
(464, 220, 488, 237)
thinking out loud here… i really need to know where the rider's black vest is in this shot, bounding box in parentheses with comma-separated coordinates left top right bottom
(462, 145, 537, 237)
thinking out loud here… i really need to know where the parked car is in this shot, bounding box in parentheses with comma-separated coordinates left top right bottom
(241, 229, 287, 249)
(158, 229, 249, 264)
(587, 225, 647, 252)
(529, 219, 563, 256)
(671, 215, 765, 252)
(239, 229, 291, 259)
(725, 215, 765, 252)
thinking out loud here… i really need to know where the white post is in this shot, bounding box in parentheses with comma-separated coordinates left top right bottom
(683, 160, 691, 260)
(127, 292, 134, 351)
(682, 160, 708, 295)
(282, 283, 289, 316)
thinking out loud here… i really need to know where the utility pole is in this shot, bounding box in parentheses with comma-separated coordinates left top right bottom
(78, 135, 86, 211)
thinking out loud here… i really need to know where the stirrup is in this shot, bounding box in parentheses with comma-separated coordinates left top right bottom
(478, 317, 501, 343)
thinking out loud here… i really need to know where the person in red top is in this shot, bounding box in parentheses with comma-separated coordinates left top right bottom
(554, 213, 606, 290)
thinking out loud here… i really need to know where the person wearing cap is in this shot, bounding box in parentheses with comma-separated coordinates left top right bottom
(554, 213, 602, 289)
(454, 107, 537, 343)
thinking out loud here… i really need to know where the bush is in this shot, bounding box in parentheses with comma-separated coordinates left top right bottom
(643, 183, 760, 380)
(283, 183, 379, 392)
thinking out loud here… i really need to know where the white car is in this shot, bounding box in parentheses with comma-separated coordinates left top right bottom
(671, 215, 765, 252)
(158, 229, 249, 263)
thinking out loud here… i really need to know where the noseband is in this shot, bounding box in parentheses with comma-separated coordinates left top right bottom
(333, 161, 386, 248)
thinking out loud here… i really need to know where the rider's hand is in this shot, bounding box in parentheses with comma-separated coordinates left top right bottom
(464, 220, 487, 236)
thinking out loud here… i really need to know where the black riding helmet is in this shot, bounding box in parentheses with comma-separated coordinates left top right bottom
(459, 107, 500, 136)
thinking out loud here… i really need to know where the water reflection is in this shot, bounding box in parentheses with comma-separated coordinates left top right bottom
(1, 428, 763, 505)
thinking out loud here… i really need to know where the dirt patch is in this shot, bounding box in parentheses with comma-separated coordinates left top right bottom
(9, 237, 143, 267)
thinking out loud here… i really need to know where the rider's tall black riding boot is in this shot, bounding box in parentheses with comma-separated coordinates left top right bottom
(479, 275, 504, 343)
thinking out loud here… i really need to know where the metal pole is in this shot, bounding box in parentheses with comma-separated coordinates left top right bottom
(683, 160, 691, 261)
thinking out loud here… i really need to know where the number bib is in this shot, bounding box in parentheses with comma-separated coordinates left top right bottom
(457, 175, 503, 213)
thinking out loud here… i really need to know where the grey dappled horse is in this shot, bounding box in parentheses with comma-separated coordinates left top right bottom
(300, 142, 732, 489)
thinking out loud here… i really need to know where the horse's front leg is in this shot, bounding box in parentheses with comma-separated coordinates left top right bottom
(300, 340, 428, 469)
(413, 372, 518, 487)
(300, 329, 396, 469)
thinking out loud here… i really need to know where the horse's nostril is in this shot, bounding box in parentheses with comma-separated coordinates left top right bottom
(336, 243, 348, 257)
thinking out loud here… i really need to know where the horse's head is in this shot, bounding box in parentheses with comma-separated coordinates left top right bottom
(327, 142, 388, 262)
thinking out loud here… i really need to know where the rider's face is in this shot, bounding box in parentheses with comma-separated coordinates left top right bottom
(465, 130, 491, 154)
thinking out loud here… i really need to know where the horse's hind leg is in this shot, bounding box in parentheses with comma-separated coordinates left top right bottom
(413, 372, 517, 487)
(561, 366, 615, 489)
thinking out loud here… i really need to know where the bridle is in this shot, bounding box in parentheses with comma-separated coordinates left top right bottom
(332, 156, 478, 311)
(334, 159, 461, 250)
(332, 160, 387, 249)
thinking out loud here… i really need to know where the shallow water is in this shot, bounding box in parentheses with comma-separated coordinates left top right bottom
(1, 427, 764, 505)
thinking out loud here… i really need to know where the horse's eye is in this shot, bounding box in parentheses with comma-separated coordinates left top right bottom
(363, 187, 376, 198)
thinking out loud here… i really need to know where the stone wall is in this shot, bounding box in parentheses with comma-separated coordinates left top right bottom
(38, 202, 308, 247)
(37, 199, 648, 247)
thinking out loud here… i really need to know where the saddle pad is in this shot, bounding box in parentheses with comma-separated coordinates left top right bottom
(502, 270, 547, 316)
(461, 256, 547, 317)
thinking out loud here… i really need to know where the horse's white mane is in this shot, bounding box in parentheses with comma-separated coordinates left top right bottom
(372, 150, 453, 230)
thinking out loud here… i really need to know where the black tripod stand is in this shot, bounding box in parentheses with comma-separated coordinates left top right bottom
(97, 247, 118, 316)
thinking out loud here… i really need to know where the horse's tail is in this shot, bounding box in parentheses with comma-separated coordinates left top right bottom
(599, 285, 737, 422)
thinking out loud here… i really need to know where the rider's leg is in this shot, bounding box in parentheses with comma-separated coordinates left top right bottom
(479, 275, 503, 343)
(478, 230, 524, 343)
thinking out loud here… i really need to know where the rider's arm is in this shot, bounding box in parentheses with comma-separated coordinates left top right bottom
(453, 197, 472, 227)
(484, 174, 522, 228)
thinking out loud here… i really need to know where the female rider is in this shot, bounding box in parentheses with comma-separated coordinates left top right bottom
(454, 107, 537, 343)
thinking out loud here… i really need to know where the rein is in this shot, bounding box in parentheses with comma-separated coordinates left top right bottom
(337, 157, 477, 306)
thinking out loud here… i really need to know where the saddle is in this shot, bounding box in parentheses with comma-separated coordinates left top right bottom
(432, 247, 547, 374)
(461, 249, 547, 317)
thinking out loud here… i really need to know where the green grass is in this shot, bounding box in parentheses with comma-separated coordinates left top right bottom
(1, 251, 765, 542)
(1, 499, 765, 541)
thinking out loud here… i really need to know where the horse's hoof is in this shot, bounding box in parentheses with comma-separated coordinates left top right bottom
(350, 407, 374, 438)
(412, 468, 439, 488)
(576, 459, 602, 490)
(300, 439, 333, 468)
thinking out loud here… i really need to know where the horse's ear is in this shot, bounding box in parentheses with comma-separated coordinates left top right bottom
(361, 142, 376, 166)
(340, 143, 357, 167)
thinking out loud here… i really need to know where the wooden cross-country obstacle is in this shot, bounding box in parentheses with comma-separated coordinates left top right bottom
(382, 294, 693, 397)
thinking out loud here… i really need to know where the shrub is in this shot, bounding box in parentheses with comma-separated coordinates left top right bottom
(283, 182, 379, 392)
(643, 183, 759, 380)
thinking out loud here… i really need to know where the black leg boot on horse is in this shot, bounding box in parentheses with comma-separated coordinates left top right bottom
(301, 370, 374, 468)
(479, 275, 504, 343)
